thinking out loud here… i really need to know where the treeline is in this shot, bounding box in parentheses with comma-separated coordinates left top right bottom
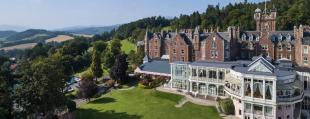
(95, 0, 310, 43)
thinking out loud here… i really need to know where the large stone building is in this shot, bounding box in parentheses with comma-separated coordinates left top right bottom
(143, 7, 310, 68)
(135, 5, 310, 119)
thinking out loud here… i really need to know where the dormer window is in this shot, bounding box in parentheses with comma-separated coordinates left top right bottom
(256, 36, 260, 41)
(287, 34, 291, 41)
(242, 34, 247, 41)
(249, 35, 253, 41)
(278, 34, 283, 41)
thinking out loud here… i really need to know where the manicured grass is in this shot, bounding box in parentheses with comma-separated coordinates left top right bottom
(107, 39, 136, 54)
(75, 88, 222, 119)
(120, 39, 135, 54)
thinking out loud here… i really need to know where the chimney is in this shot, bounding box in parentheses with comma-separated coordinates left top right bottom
(216, 27, 220, 32)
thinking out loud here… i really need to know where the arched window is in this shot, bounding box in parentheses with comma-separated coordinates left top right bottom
(287, 44, 292, 51)
(212, 38, 217, 49)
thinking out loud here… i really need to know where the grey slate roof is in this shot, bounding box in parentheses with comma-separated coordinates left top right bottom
(269, 31, 294, 43)
(190, 60, 239, 68)
(233, 66, 295, 78)
(139, 60, 170, 74)
(294, 67, 310, 73)
(217, 32, 230, 41)
(241, 31, 260, 41)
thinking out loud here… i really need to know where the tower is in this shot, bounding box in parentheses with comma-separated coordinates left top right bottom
(254, 2, 277, 32)
(193, 26, 200, 51)
(144, 29, 149, 56)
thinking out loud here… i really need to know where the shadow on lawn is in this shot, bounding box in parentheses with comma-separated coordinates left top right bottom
(90, 97, 116, 104)
(75, 108, 142, 119)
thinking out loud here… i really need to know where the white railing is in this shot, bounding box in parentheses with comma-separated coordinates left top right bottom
(277, 93, 304, 102)
(191, 77, 225, 83)
(224, 86, 241, 97)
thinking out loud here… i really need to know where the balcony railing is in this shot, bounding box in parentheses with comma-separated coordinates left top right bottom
(277, 93, 304, 102)
(191, 77, 225, 83)
(224, 86, 241, 97)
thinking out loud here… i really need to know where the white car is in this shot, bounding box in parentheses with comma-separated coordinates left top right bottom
(74, 77, 81, 82)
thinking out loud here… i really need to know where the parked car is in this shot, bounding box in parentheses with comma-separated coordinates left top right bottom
(74, 77, 81, 82)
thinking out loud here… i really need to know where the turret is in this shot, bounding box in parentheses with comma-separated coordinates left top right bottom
(254, 8, 262, 31)
(254, 4, 277, 32)
(193, 26, 200, 50)
(144, 29, 149, 56)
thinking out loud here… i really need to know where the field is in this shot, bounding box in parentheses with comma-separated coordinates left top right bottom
(0, 43, 37, 51)
(120, 39, 135, 54)
(107, 39, 135, 54)
(45, 35, 74, 43)
(75, 88, 222, 119)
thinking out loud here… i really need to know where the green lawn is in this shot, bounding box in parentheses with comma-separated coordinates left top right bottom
(120, 39, 135, 54)
(107, 39, 136, 54)
(75, 88, 222, 119)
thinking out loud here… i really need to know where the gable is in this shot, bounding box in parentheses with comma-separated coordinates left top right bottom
(248, 57, 275, 73)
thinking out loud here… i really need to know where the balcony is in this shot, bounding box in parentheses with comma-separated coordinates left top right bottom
(191, 77, 225, 84)
(224, 86, 241, 97)
(277, 93, 304, 102)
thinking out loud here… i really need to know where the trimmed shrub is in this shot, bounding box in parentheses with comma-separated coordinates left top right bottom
(219, 98, 235, 115)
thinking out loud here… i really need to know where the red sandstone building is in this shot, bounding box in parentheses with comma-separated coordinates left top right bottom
(142, 7, 310, 68)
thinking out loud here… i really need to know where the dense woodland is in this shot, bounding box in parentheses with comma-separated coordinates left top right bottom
(95, 0, 310, 43)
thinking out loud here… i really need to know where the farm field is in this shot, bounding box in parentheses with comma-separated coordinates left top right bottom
(0, 43, 37, 51)
(45, 35, 74, 43)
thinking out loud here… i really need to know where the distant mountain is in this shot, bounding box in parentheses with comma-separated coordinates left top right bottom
(0, 31, 18, 38)
(0, 25, 29, 32)
(57, 25, 120, 35)
(0, 29, 69, 48)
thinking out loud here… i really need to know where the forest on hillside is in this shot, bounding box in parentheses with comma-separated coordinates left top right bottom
(95, 0, 310, 43)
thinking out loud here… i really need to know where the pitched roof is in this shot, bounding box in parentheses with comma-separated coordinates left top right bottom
(217, 32, 230, 41)
(248, 56, 275, 73)
(139, 60, 170, 74)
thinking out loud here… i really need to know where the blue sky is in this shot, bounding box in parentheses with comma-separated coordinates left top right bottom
(0, 0, 263, 30)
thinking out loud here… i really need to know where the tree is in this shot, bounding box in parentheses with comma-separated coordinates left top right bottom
(78, 72, 98, 101)
(128, 48, 144, 68)
(91, 50, 103, 82)
(14, 58, 67, 118)
(110, 39, 122, 57)
(92, 41, 107, 53)
(0, 68, 14, 119)
(109, 54, 129, 84)
(103, 51, 114, 68)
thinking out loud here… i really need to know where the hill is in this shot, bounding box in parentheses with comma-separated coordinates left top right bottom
(0, 31, 18, 39)
(59, 25, 119, 35)
(0, 29, 69, 48)
(0, 25, 29, 32)
(96, 0, 310, 43)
